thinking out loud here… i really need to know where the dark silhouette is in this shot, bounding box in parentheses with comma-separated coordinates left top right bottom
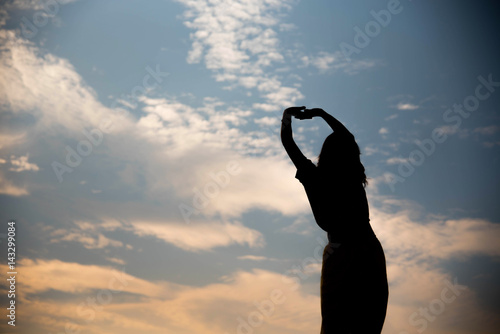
(281, 106, 388, 333)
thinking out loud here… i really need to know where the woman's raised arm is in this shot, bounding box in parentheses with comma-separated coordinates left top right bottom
(280, 106, 309, 169)
(305, 108, 352, 136)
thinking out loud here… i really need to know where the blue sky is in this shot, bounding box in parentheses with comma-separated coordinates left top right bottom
(0, 0, 499, 333)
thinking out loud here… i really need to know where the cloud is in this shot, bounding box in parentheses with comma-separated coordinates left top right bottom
(473, 125, 499, 136)
(130, 220, 264, 252)
(0, 29, 134, 137)
(0, 170, 29, 196)
(385, 113, 398, 121)
(8, 153, 39, 172)
(48, 222, 125, 249)
(0, 131, 26, 149)
(176, 0, 303, 110)
(281, 215, 315, 235)
(254, 116, 279, 126)
(386, 157, 408, 165)
(238, 255, 275, 261)
(0, 28, 311, 242)
(387, 94, 420, 111)
(1, 258, 169, 297)
(106, 257, 126, 265)
(10, 0, 80, 10)
(396, 102, 419, 110)
(365, 181, 500, 265)
(482, 141, 500, 148)
(1, 259, 320, 334)
(132, 96, 310, 218)
(302, 51, 380, 75)
(0, 8, 8, 28)
(379, 127, 389, 135)
(363, 190, 500, 333)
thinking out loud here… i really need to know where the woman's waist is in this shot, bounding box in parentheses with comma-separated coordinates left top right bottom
(327, 222, 376, 243)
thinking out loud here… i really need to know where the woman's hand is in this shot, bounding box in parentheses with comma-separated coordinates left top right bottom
(282, 106, 306, 126)
(293, 108, 324, 120)
(283, 106, 306, 117)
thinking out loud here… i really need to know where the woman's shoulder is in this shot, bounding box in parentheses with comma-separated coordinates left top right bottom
(294, 159, 318, 184)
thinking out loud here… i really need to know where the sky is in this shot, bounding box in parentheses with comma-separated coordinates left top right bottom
(0, 0, 499, 333)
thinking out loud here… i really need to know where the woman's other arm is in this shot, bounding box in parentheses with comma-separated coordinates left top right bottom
(280, 106, 309, 168)
(305, 108, 352, 136)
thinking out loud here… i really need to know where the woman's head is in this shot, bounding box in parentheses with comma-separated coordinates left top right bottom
(317, 131, 368, 187)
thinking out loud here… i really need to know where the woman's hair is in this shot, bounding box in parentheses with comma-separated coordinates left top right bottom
(317, 131, 368, 187)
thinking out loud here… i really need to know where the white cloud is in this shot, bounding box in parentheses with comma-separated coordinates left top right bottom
(281, 215, 315, 235)
(176, 0, 303, 110)
(473, 125, 499, 136)
(3, 259, 321, 334)
(379, 127, 389, 135)
(0, 131, 26, 149)
(0, 29, 134, 137)
(396, 102, 419, 110)
(367, 193, 500, 264)
(106, 257, 126, 265)
(46, 220, 128, 249)
(386, 157, 408, 165)
(49, 228, 124, 249)
(9, 153, 39, 172)
(254, 116, 279, 126)
(131, 220, 264, 252)
(0, 8, 8, 28)
(385, 113, 398, 121)
(363, 144, 390, 157)
(303, 51, 380, 75)
(363, 190, 500, 332)
(436, 125, 459, 135)
(253, 102, 281, 112)
(10, 0, 80, 11)
(0, 170, 29, 196)
(387, 94, 420, 111)
(0, 29, 311, 231)
(237, 255, 274, 261)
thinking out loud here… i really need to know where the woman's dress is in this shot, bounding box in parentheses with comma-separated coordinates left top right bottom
(295, 158, 389, 334)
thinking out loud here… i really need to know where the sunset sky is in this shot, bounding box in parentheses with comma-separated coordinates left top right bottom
(0, 0, 499, 333)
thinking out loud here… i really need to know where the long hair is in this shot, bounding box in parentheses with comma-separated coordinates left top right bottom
(317, 131, 368, 187)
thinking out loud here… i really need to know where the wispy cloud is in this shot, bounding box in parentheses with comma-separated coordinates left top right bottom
(8, 153, 39, 172)
(473, 125, 499, 136)
(237, 255, 276, 261)
(0, 170, 29, 196)
(131, 220, 264, 252)
(396, 102, 419, 110)
(2, 259, 320, 334)
(386, 156, 408, 165)
(176, 0, 303, 111)
(48, 221, 126, 249)
(301, 51, 380, 75)
(387, 94, 420, 111)
(10, 0, 80, 11)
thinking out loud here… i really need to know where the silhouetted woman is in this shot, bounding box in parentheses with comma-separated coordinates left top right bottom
(281, 106, 388, 333)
